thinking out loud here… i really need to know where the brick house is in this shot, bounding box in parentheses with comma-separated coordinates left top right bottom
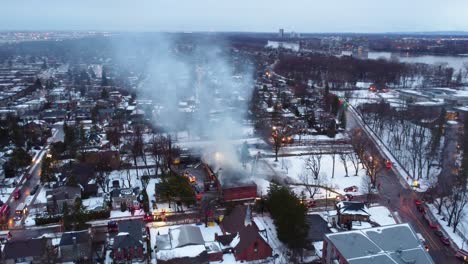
(111, 219, 147, 263)
(217, 205, 273, 262)
(111, 187, 141, 210)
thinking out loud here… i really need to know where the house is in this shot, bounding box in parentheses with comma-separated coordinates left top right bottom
(2, 238, 53, 264)
(156, 225, 210, 264)
(46, 186, 81, 213)
(217, 205, 273, 262)
(111, 219, 146, 263)
(322, 223, 434, 264)
(59, 230, 92, 262)
(60, 162, 98, 197)
(111, 187, 141, 210)
(336, 201, 370, 227)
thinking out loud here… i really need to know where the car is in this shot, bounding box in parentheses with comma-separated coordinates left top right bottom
(344, 194, 354, 201)
(429, 222, 439, 230)
(143, 214, 154, 222)
(344, 186, 359, 192)
(414, 199, 424, 206)
(33, 146, 41, 150)
(25, 174, 32, 180)
(434, 230, 444, 237)
(423, 243, 430, 252)
(30, 185, 39, 195)
(107, 221, 118, 232)
(306, 200, 317, 208)
(416, 205, 426, 213)
(440, 236, 450, 246)
(0, 200, 3, 207)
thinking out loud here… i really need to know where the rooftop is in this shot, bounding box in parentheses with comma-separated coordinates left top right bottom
(325, 223, 434, 264)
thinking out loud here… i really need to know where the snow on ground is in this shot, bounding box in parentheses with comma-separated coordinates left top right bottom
(264, 154, 367, 198)
(428, 202, 467, 249)
(24, 215, 36, 226)
(369, 206, 397, 226)
(34, 187, 48, 204)
(107, 169, 154, 189)
(110, 209, 145, 218)
(0, 187, 15, 202)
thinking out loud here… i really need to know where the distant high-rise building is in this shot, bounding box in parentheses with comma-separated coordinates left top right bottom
(279, 28, 284, 38)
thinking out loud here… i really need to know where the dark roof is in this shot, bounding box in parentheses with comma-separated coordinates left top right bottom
(306, 214, 331, 242)
(235, 225, 270, 254)
(221, 205, 247, 234)
(46, 186, 81, 201)
(337, 201, 370, 216)
(113, 233, 143, 249)
(3, 238, 47, 259)
(59, 231, 90, 246)
(216, 233, 237, 246)
(117, 219, 145, 242)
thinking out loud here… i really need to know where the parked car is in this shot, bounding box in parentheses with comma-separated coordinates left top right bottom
(143, 213, 154, 222)
(0, 200, 3, 207)
(455, 249, 468, 261)
(414, 199, 424, 206)
(25, 173, 32, 180)
(429, 222, 439, 230)
(306, 200, 317, 208)
(30, 185, 39, 195)
(434, 230, 444, 237)
(416, 205, 425, 213)
(344, 194, 354, 201)
(107, 221, 118, 232)
(440, 236, 450, 246)
(344, 186, 359, 192)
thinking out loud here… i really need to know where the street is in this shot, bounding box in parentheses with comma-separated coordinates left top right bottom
(347, 105, 461, 263)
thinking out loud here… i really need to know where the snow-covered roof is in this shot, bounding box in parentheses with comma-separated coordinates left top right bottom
(156, 245, 206, 261)
(325, 223, 434, 264)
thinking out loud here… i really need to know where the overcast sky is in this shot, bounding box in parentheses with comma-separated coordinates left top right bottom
(2, 0, 468, 33)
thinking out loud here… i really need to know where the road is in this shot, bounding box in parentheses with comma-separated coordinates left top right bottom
(347, 106, 461, 263)
(5, 125, 64, 228)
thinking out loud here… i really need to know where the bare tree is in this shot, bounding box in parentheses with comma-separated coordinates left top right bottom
(347, 152, 361, 176)
(339, 153, 349, 177)
(299, 168, 327, 199)
(305, 152, 323, 179)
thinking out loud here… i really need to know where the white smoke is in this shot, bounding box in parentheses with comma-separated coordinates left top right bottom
(114, 34, 254, 180)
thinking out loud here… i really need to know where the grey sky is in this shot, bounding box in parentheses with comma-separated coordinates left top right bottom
(1, 0, 468, 32)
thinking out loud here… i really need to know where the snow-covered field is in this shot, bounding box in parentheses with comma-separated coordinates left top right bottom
(263, 154, 367, 198)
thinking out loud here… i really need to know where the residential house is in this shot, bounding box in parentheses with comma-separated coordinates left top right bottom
(217, 205, 273, 262)
(156, 225, 210, 264)
(322, 223, 434, 264)
(111, 219, 147, 263)
(2, 238, 54, 264)
(60, 162, 98, 197)
(59, 230, 92, 262)
(111, 187, 141, 210)
(46, 186, 81, 213)
(336, 201, 370, 227)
